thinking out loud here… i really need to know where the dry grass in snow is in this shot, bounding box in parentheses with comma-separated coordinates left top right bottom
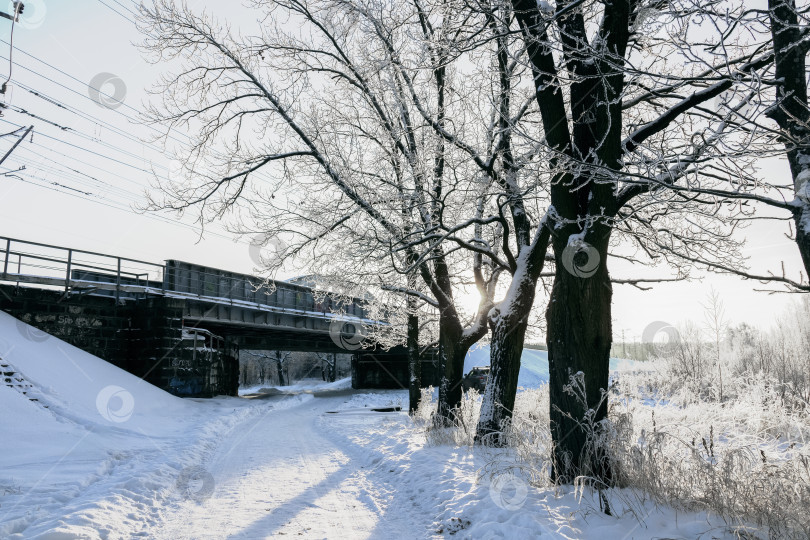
(414, 365, 810, 539)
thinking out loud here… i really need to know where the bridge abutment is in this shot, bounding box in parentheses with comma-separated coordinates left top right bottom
(0, 285, 239, 398)
(352, 351, 441, 390)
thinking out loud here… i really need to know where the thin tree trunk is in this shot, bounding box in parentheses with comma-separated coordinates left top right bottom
(407, 311, 421, 414)
(546, 246, 613, 485)
(275, 353, 286, 387)
(796, 223, 810, 278)
(436, 319, 466, 424)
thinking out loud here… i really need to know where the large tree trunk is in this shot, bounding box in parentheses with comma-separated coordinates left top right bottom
(546, 242, 613, 485)
(407, 312, 422, 414)
(768, 0, 810, 281)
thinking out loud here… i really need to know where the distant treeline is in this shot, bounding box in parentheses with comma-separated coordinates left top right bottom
(610, 341, 656, 361)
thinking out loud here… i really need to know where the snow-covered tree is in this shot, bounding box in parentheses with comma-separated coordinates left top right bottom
(138, 0, 779, 486)
(137, 0, 523, 422)
(485, 0, 778, 482)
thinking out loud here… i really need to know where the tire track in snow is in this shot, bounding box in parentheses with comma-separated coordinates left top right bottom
(149, 393, 430, 539)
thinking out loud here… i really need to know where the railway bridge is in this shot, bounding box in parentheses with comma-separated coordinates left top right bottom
(0, 236, 437, 397)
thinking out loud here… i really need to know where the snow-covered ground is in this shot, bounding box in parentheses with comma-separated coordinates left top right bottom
(0, 311, 745, 539)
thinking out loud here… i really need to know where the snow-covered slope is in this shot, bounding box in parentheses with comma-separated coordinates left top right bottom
(464, 344, 636, 388)
(0, 312, 267, 539)
(0, 311, 193, 434)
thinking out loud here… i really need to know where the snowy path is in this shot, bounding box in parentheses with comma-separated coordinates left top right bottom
(150, 391, 431, 540)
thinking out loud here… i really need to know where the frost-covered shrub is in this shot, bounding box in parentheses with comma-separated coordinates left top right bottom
(609, 368, 810, 538)
(415, 367, 810, 537)
(415, 386, 481, 447)
(496, 386, 553, 486)
(657, 297, 810, 407)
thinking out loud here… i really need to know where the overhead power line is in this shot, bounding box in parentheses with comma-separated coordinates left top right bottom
(0, 1, 22, 95)
(0, 39, 192, 145)
(0, 124, 31, 166)
(0, 35, 281, 248)
(0, 43, 285, 187)
(95, 0, 135, 22)
(0, 164, 246, 244)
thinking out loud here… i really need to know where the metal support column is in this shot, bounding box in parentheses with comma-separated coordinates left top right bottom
(65, 249, 73, 293)
(115, 258, 122, 305)
(3, 238, 9, 276)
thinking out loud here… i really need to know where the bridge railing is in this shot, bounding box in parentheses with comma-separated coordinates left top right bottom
(0, 237, 371, 322)
(0, 236, 166, 302)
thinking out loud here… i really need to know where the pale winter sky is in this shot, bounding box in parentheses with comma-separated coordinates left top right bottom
(0, 0, 803, 345)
